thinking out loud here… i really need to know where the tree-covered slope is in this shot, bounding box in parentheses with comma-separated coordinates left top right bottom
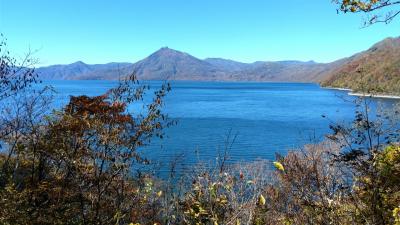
(321, 37, 400, 95)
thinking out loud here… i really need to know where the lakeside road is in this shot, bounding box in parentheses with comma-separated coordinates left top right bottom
(322, 86, 400, 100)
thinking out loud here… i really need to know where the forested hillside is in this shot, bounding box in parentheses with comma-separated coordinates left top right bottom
(321, 37, 400, 95)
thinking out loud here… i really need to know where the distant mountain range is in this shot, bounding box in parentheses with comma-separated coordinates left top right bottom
(36, 37, 400, 93)
(36, 48, 339, 81)
(36, 61, 132, 80)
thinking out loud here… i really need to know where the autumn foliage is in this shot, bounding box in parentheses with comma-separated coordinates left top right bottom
(333, 0, 400, 25)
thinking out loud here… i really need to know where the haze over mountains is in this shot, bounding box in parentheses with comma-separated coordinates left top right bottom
(36, 37, 400, 91)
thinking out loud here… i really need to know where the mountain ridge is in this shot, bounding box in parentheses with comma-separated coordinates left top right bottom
(35, 37, 399, 92)
(36, 47, 336, 82)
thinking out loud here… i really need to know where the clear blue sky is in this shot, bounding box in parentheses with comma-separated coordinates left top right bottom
(0, 0, 399, 66)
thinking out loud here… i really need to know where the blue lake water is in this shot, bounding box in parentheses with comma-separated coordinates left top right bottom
(37, 80, 398, 173)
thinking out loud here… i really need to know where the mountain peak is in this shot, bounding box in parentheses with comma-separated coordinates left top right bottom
(155, 47, 182, 54)
(71, 60, 86, 66)
(147, 47, 194, 61)
(132, 47, 220, 80)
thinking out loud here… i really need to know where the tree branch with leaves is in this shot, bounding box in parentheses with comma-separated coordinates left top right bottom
(0, 34, 39, 101)
(333, 0, 400, 25)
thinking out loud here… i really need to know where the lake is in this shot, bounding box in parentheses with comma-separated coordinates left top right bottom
(38, 80, 398, 174)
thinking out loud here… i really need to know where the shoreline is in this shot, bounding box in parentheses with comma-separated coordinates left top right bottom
(322, 86, 400, 100)
(322, 86, 353, 91)
(348, 92, 400, 99)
